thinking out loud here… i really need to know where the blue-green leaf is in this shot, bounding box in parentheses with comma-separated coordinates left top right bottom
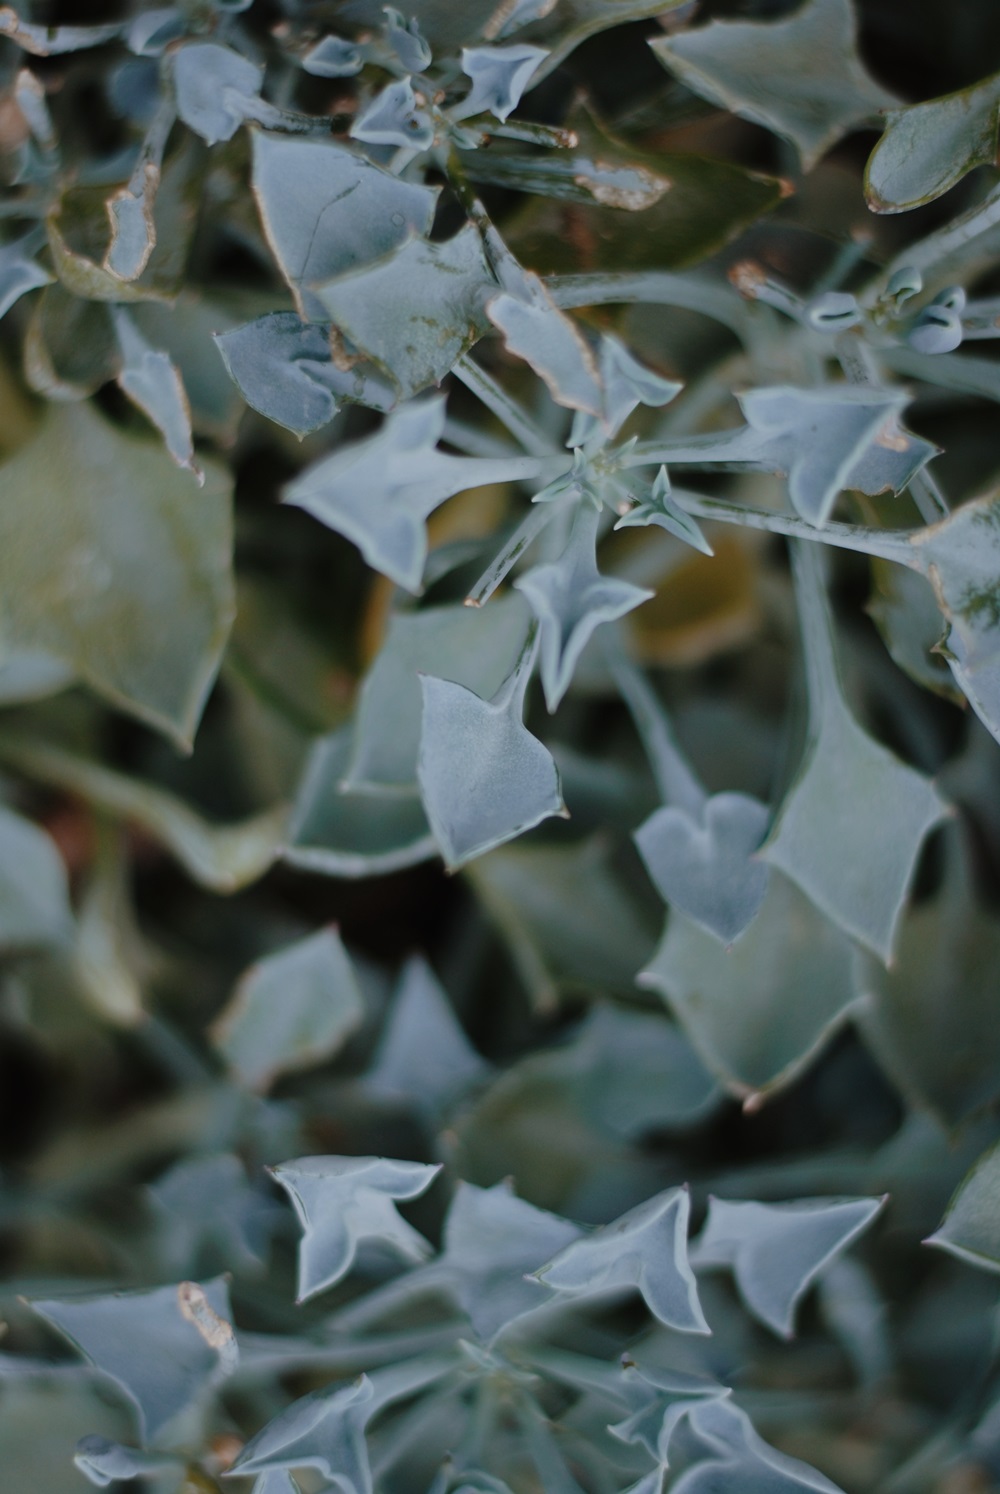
(516, 501, 652, 710)
(640, 872, 862, 1098)
(271, 1155, 442, 1302)
(534, 1186, 709, 1332)
(215, 314, 396, 437)
(251, 133, 438, 321)
(74, 1436, 182, 1487)
(284, 397, 541, 591)
(865, 73, 1000, 213)
(458, 44, 548, 121)
(315, 225, 497, 401)
(0, 803, 73, 951)
(301, 35, 364, 77)
(615, 467, 713, 554)
(172, 43, 263, 145)
(149, 1153, 276, 1274)
(761, 543, 949, 962)
(636, 792, 771, 947)
(210, 928, 364, 1092)
(650, 0, 895, 172)
(30, 1279, 236, 1444)
(487, 272, 603, 415)
(926, 1140, 1000, 1274)
(364, 955, 491, 1117)
(0, 9, 123, 53)
(673, 1399, 844, 1494)
(418, 625, 566, 868)
(692, 1195, 885, 1338)
(384, 7, 433, 71)
(0, 230, 51, 320)
(113, 307, 197, 475)
(351, 78, 435, 149)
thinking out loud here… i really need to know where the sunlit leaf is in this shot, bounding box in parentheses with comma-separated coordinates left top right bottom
(0, 803, 73, 951)
(211, 928, 364, 1092)
(251, 133, 438, 321)
(927, 1140, 1000, 1274)
(692, 1195, 885, 1338)
(761, 543, 949, 962)
(650, 0, 895, 171)
(865, 73, 1000, 212)
(0, 402, 233, 747)
(364, 955, 491, 1117)
(271, 1155, 442, 1302)
(343, 595, 530, 791)
(534, 1185, 709, 1332)
(515, 501, 652, 710)
(418, 625, 566, 868)
(639, 872, 862, 1099)
(30, 1278, 237, 1444)
(315, 225, 497, 401)
(284, 397, 541, 592)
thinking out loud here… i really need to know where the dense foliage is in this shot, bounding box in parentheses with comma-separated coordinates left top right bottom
(5, 1, 1000, 1490)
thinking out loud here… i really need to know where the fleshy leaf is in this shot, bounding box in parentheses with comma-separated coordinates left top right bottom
(534, 1186, 708, 1332)
(113, 307, 197, 475)
(459, 44, 548, 120)
(364, 955, 491, 1117)
(600, 336, 681, 436)
(639, 872, 862, 1099)
(761, 542, 949, 962)
(674, 1398, 844, 1494)
(30, 1279, 236, 1444)
(487, 271, 603, 415)
(343, 596, 530, 791)
(384, 7, 433, 71)
(229, 1358, 454, 1489)
(927, 1140, 1000, 1274)
(0, 402, 233, 748)
(210, 928, 365, 1092)
(172, 43, 262, 145)
(0, 803, 72, 951)
(251, 133, 438, 321)
(516, 501, 652, 710)
(302, 35, 364, 77)
(74, 1436, 182, 1487)
(315, 225, 497, 401)
(284, 396, 541, 592)
(615, 468, 713, 555)
(907, 489, 1000, 748)
(215, 313, 395, 436)
(650, 0, 895, 172)
(437, 1180, 582, 1340)
(418, 624, 566, 868)
(284, 726, 437, 878)
(0, 230, 52, 319)
(270, 1155, 442, 1302)
(635, 792, 771, 946)
(692, 1195, 885, 1338)
(351, 78, 434, 149)
(865, 73, 1000, 212)
(149, 1153, 276, 1274)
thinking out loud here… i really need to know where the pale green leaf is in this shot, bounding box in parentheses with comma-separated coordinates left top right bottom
(0, 802, 73, 951)
(865, 73, 1000, 213)
(0, 403, 233, 748)
(211, 928, 365, 1092)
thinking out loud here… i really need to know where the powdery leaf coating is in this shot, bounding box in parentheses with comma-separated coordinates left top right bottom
(0, 402, 233, 749)
(148, 1152, 276, 1274)
(284, 396, 541, 592)
(171, 43, 262, 145)
(672, 1398, 846, 1494)
(251, 133, 438, 321)
(215, 314, 395, 437)
(692, 1195, 886, 1338)
(0, 231, 52, 319)
(636, 792, 770, 946)
(616, 467, 713, 554)
(459, 44, 549, 120)
(351, 78, 434, 149)
(927, 1140, 1000, 1273)
(270, 1155, 442, 1302)
(315, 225, 497, 401)
(30, 1278, 236, 1443)
(534, 1186, 709, 1332)
(487, 272, 603, 415)
(418, 632, 566, 869)
(640, 872, 862, 1099)
(211, 928, 364, 1092)
(516, 501, 653, 710)
(651, 0, 895, 172)
(762, 543, 949, 963)
(865, 72, 1000, 212)
(364, 955, 491, 1117)
(0, 803, 73, 951)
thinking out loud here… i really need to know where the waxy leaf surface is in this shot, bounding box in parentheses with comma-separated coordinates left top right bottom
(928, 1141, 1000, 1274)
(364, 956, 491, 1117)
(865, 73, 1000, 212)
